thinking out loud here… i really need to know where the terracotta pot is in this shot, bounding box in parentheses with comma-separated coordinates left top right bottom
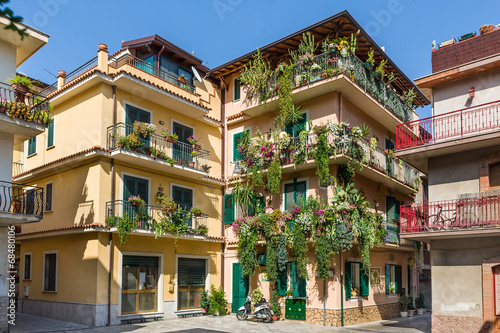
(178, 77, 187, 84)
(188, 161, 195, 168)
(192, 144, 201, 150)
(193, 212, 202, 217)
(201, 308, 207, 313)
(272, 314, 279, 321)
(166, 137, 178, 144)
(11, 83, 28, 102)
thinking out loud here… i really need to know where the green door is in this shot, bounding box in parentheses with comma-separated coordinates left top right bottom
(232, 263, 249, 313)
(285, 112, 307, 137)
(123, 175, 149, 227)
(125, 105, 151, 147)
(172, 186, 193, 227)
(386, 196, 400, 244)
(172, 122, 194, 163)
(284, 180, 306, 211)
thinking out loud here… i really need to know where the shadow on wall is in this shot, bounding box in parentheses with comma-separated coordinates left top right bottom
(74, 184, 94, 226)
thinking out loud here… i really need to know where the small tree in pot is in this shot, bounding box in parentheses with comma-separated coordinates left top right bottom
(200, 289, 210, 313)
(399, 294, 410, 318)
(415, 292, 426, 315)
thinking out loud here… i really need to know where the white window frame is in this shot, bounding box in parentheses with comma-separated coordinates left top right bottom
(42, 250, 58, 292)
(122, 100, 153, 124)
(117, 251, 164, 316)
(23, 252, 32, 281)
(45, 181, 54, 212)
(175, 254, 211, 311)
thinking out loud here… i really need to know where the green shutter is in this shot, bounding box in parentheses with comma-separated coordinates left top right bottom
(345, 262, 351, 298)
(234, 79, 241, 101)
(248, 195, 265, 216)
(233, 132, 244, 161)
(28, 137, 37, 156)
(47, 121, 54, 147)
(292, 262, 307, 297)
(385, 264, 390, 295)
(360, 267, 369, 297)
(395, 265, 402, 294)
(277, 267, 288, 296)
(224, 194, 234, 224)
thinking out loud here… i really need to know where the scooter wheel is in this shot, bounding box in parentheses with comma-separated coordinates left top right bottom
(263, 309, 272, 323)
(236, 310, 248, 321)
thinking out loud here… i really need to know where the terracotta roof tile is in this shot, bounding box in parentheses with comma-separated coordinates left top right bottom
(203, 114, 222, 126)
(227, 112, 245, 121)
(14, 146, 108, 179)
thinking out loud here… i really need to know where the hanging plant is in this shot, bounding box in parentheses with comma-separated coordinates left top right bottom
(266, 160, 281, 193)
(233, 181, 255, 215)
(313, 124, 330, 187)
(240, 48, 273, 101)
(266, 236, 279, 282)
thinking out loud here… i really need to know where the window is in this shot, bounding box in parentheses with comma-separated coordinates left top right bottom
(172, 185, 193, 227)
(386, 196, 400, 244)
(47, 119, 54, 148)
(125, 104, 151, 126)
(224, 194, 234, 225)
(123, 175, 149, 228)
(45, 182, 53, 212)
(178, 258, 207, 310)
(28, 137, 37, 156)
(385, 264, 402, 295)
(385, 138, 395, 175)
(277, 262, 306, 297)
(43, 252, 57, 292)
(23, 253, 31, 280)
(284, 180, 307, 211)
(345, 262, 369, 298)
(121, 255, 158, 314)
(172, 121, 194, 163)
(234, 78, 241, 101)
(233, 132, 244, 162)
(285, 112, 308, 137)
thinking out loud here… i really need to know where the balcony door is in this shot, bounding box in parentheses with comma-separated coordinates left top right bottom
(385, 138, 395, 175)
(125, 105, 151, 146)
(123, 175, 149, 227)
(172, 122, 194, 164)
(386, 196, 400, 244)
(172, 185, 193, 227)
(285, 112, 307, 137)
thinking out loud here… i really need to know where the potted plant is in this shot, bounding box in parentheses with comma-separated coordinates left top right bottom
(190, 207, 202, 217)
(415, 292, 426, 315)
(161, 128, 178, 143)
(365, 48, 375, 70)
(200, 289, 210, 313)
(209, 284, 228, 316)
(187, 135, 202, 150)
(374, 59, 387, 80)
(399, 294, 410, 318)
(196, 224, 208, 235)
(270, 290, 281, 321)
(133, 121, 156, 138)
(407, 294, 415, 317)
(7, 75, 32, 101)
(285, 288, 293, 297)
(128, 195, 145, 208)
(178, 74, 187, 84)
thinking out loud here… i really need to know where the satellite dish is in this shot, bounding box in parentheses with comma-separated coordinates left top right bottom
(192, 66, 203, 82)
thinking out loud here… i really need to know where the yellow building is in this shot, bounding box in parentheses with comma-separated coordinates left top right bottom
(15, 36, 224, 326)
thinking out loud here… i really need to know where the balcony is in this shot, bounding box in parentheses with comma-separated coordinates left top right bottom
(0, 82, 50, 142)
(0, 180, 44, 225)
(12, 161, 23, 178)
(109, 54, 196, 94)
(400, 194, 500, 241)
(105, 200, 208, 234)
(236, 130, 420, 195)
(237, 50, 413, 128)
(396, 100, 500, 172)
(107, 123, 212, 179)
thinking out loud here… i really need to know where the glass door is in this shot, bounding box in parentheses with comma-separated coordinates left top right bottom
(121, 256, 158, 314)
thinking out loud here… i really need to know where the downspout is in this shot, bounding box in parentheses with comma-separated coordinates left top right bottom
(323, 279, 326, 326)
(157, 46, 166, 70)
(220, 88, 226, 290)
(108, 84, 117, 326)
(339, 92, 343, 123)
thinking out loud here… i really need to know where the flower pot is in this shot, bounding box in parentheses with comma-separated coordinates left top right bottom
(201, 308, 208, 313)
(192, 144, 201, 150)
(400, 311, 408, 318)
(365, 62, 373, 70)
(417, 308, 425, 315)
(131, 202, 141, 207)
(178, 77, 187, 84)
(408, 309, 415, 317)
(166, 137, 178, 144)
(11, 83, 28, 102)
(0, 106, 6, 114)
(272, 314, 279, 321)
(188, 161, 195, 168)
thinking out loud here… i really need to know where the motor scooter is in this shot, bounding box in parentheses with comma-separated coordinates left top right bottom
(236, 296, 273, 322)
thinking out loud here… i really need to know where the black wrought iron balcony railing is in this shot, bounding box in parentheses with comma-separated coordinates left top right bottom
(0, 180, 44, 219)
(0, 82, 52, 126)
(105, 200, 208, 232)
(265, 50, 413, 123)
(109, 54, 196, 94)
(107, 123, 211, 173)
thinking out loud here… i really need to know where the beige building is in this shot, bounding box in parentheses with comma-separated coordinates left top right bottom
(210, 10, 429, 326)
(0, 17, 49, 333)
(398, 26, 500, 332)
(14, 36, 224, 326)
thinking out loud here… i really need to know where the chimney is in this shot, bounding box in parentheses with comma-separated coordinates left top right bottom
(57, 70, 66, 89)
(97, 43, 109, 74)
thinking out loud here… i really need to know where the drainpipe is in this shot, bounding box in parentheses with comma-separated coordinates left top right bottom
(339, 92, 343, 123)
(220, 88, 226, 290)
(112, 85, 117, 124)
(108, 158, 115, 326)
(157, 46, 166, 69)
(323, 279, 326, 326)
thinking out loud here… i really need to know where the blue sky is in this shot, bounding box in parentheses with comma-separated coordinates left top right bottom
(9, 0, 500, 118)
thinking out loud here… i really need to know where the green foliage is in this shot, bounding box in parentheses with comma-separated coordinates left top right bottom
(239, 49, 272, 100)
(277, 235, 288, 273)
(266, 236, 279, 282)
(415, 292, 426, 309)
(270, 290, 282, 317)
(7, 74, 32, 88)
(277, 64, 295, 128)
(200, 289, 210, 309)
(399, 294, 411, 312)
(0, 1, 28, 40)
(366, 48, 375, 66)
(375, 59, 388, 78)
(403, 88, 417, 108)
(314, 130, 330, 187)
(110, 212, 135, 244)
(252, 288, 263, 302)
(289, 32, 318, 63)
(238, 226, 258, 277)
(413, 241, 421, 265)
(292, 222, 308, 279)
(266, 160, 281, 193)
(209, 284, 228, 316)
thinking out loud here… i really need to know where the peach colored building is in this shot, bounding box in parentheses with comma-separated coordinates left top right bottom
(211, 11, 429, 326)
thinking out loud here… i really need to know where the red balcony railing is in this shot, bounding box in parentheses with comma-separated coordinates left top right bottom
(401, 194, 500, 233)
(396, 100, 500, 150)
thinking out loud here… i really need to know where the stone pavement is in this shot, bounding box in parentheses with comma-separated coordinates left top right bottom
(11, 312, 431, 333)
